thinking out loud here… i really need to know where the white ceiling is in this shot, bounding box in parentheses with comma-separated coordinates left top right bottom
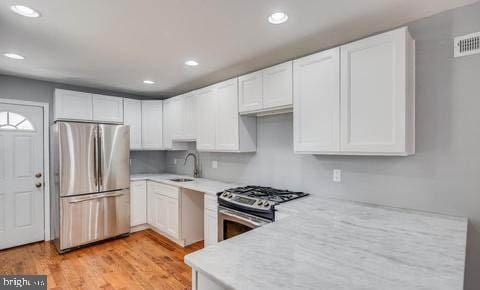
(0, 0, 478, 97)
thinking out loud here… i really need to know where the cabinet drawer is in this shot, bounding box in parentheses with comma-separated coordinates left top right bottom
(147, 181, 180, 199)
(131, 180, 146, 192)
(205, 195, 218, 211)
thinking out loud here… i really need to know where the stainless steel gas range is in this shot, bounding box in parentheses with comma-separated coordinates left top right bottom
(217, 186, 308, 241)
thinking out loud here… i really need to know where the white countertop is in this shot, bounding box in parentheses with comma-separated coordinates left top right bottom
(184, 193, 468, 290)
(131, 173, 239, 196)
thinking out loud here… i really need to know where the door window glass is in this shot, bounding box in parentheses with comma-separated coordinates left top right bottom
(0, 112, 35, 131)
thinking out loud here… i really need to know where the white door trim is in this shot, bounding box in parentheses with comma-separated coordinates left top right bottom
(0, 98, 50, 241)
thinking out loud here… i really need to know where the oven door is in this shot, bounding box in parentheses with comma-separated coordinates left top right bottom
(218, 206, 271, 242)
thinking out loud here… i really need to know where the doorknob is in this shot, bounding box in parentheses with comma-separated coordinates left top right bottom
(35, 182, 42, 188)
(35, 173, 42, 178)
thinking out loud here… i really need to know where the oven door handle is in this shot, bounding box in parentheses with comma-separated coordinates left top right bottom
(219, 208, 270, 228)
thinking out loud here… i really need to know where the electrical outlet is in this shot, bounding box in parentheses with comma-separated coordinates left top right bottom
(333, 169, 341, 183)
(212, 161, 218, 169)
(173, 158, 177, 165)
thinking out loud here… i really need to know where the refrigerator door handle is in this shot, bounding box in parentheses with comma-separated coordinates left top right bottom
(67, 192, 125, 203)
(98, 126, 103, 187)
(93, 130, 98, 188)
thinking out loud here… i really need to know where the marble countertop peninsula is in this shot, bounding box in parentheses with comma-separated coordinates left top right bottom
(185, 193, 468, 290)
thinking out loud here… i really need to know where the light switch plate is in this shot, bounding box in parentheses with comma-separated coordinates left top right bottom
(333, 169, 341, 183)
(212, 161, 218, 169)
(174, 158, 177, 165)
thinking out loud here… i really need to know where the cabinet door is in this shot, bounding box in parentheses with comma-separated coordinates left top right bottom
(130, 181, 146, 226)
(162, 99, 173, 149)
(340, 28, 406, 153)
(183, 92, 197, 140)
(293, 48, 340, 153)
(141, 100, 163, 150)
(215, 78, 239, 151)
(170, 96, 184, 141)
(124, 99, 142, 150)
(196, 87, 217, 151)
(54, 89, 93, 121)
(263, 61, 293, 109)
(92, 94, 124, 123)
(204, 209, 218, 247)
(238, 71, 263, 113)
(166, 197, 179, 239)
(147, 191, 167, 232)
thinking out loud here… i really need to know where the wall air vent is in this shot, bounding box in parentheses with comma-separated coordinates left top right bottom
(454, 32, 480, 58)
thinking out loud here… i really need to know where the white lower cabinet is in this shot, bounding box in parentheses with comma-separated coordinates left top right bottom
(130, 181, 147, 227)
(147, 181, 180, 240)
(146, 181, 204, 246)
(204, 195, 218, 247)
(166, 197, 180, 238)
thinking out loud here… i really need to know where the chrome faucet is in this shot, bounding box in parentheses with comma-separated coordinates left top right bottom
(184, 152, 200, 178)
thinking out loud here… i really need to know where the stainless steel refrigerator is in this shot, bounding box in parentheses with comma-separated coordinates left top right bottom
(51, 122, 130, 252)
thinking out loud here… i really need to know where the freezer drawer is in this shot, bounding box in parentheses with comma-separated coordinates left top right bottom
(59, 189, 130, 250)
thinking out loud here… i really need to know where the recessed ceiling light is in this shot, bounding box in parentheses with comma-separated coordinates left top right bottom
(268, 12, 288, 24)
(3, 53, 25, 60)
(143, 80, 155, 85)
(10, 5, 40, 18)
(185, 60, 199, 66)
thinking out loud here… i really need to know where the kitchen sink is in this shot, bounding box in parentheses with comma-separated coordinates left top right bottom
(169, 178, 194, 182)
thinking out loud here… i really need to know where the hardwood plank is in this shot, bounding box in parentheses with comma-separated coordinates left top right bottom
(0, 230, 204, 290)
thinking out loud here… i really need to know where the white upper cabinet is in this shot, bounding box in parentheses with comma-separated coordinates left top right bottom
(182, 92, 197, 141)
(141, 100, 164, 150)
(54, 89, 124, 123)
(124, 98, 142, 150)
(196, 86, 217, 151)
(54, 89, 93, 121)
(293, 27, 414, 156)
(293, 47, 341, 153)
(196, 79, 256, 152)
(340, 27, 415, 155)
(169, 96, 184, 141)
(215, 79, 240, 151)
(92, 94, 124, 123)
(239, 71, 263, 112)
(163, 98, 188, 151)
(238, 61, 293, 115)
(263, 61, 293, 109)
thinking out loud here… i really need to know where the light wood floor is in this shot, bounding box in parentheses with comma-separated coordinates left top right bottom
(0, 229, 203, 290)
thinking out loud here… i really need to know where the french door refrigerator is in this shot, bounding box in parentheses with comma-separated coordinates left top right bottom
(51, 122, 130, 252)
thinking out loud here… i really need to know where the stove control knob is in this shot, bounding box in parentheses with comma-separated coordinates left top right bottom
(222, 193, 228, 197)
(264, 202, 270, 207)
(257, 201, 263, 206)
(228, 194, 233, 198)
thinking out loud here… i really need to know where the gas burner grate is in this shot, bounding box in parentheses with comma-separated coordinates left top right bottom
(225, 186, 308, 203)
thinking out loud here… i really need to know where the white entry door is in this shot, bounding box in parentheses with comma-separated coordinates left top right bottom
(0, 103, 44, 249)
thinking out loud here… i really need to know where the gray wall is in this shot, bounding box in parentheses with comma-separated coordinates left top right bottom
(167, 2, 480, 289)
(130, 150, 166, 174)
